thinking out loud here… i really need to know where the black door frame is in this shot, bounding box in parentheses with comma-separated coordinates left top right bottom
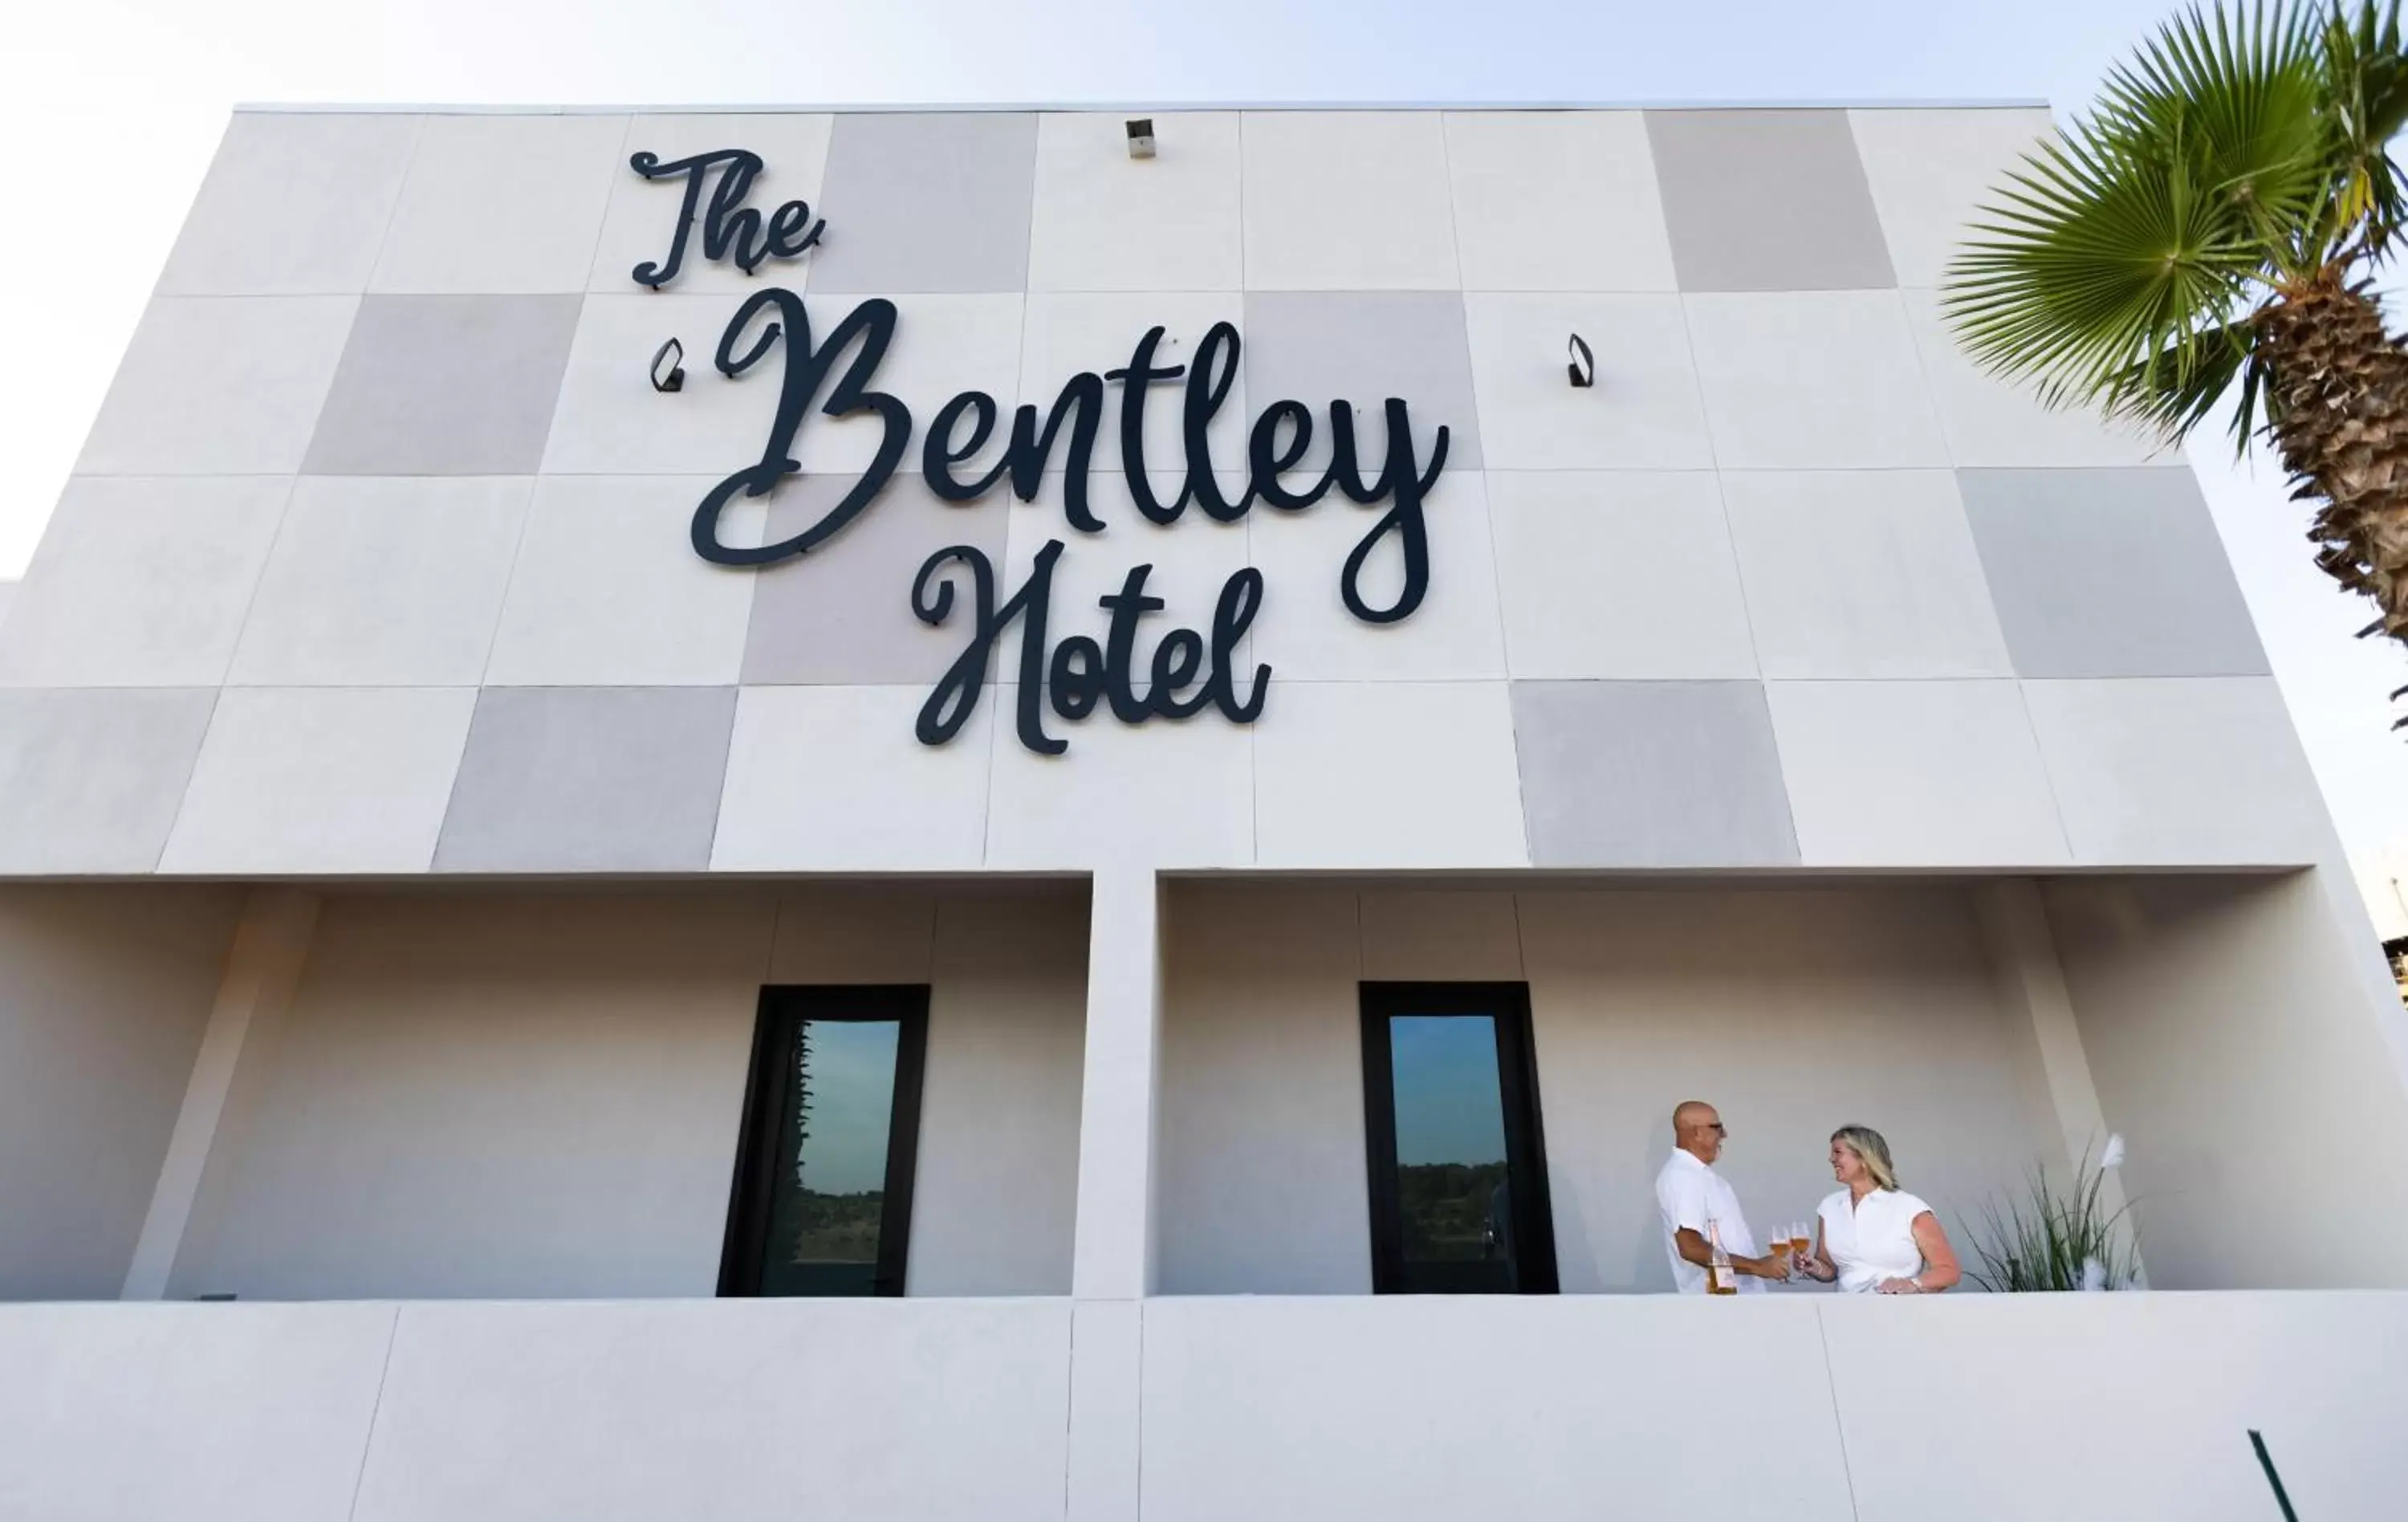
(1359, 982, 1560, 1295)
(718, 984, 931, 1298)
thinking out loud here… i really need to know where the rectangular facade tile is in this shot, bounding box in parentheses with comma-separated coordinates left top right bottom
(1242, 291, 1483, 471)
(1511, 679, 1798, 867)
(1900, 289, 2170, 468)
(0, 477, 289, 688)
(1462, 293, 1713, 470)
(2022, 676, 2329, 865)
(1443, 111, 1678, 292)
(1255, 681, 1527, 868)
(160, 112, 421, 295)
(348, 1301, 1072, 1522)
(1240, 112, 1461, 290)
(1645, 109, 1896, 291)
(1959, 466, 2270, 678)
(0, 688, 217, 873)
(369, 114, 628, 294)
(487, 476, 761, 686)
(742, 474, 1008, 686)
(1247, 470, 1503, 681)
(303, 295, 583, 475)
(1488, 471, 1757, 679)
(1847, 107, 2054, 289)
(1721, 469, 2013, 679)
(711, 685, 990, 871)
(590, 114, 833, 295)
(76, 296, 358, 476)
(159, 687, 477, 873)
(1028, 112, 1243, 293)
(228, 477, 531, 687)
(984, 686, 1255, 869)
(0, 1304, 397, 1522)
(1767, 678, 2069, 866)
(805, 113, 1039, 294)
(1683, 291, 1949, 470)
(433, 686, 738, 873)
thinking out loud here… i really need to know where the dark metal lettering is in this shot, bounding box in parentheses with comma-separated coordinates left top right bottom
(628, 148, 825, 287)
(690, 291, 909, 567)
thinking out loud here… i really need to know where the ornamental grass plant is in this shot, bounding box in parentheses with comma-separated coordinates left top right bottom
(1966, 1141, 2142, 1292)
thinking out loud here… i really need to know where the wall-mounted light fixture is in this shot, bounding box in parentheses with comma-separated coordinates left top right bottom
(1126, 119, 1157, 159)
(1567, 333, 1595, 389)
(651, 337, 685, 393)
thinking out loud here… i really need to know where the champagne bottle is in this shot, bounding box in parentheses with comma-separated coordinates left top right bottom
(1707, 1221, 1739, 1296)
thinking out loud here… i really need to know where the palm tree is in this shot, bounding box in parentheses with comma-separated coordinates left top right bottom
(1945, 1, 2408, 695)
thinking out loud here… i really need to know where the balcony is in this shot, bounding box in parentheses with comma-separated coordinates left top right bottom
(1, 1291, 2398, 1520)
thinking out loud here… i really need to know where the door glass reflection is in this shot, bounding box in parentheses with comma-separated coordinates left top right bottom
(760, 1018, 901, 1297)
(1387, 1013, 1515, 1290)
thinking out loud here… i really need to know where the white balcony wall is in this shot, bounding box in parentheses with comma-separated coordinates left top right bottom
(4, 1292, 2398, 1522)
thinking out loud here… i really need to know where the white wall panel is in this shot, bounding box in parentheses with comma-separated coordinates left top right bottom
(1158, 884, 1370, 1295)
(1142, 1296, 1855, 1522)
(160, 112, 421, 296)
(913, 889, 1088, 1296)
(370, 114, 628, 294)
(0, 1302, 396, 1522)
(1239, 112, 1459, 290)
(351, 1300, 1072, 1522)
(1029, 112, 1243, 293)
(1824, 1291, 2408, 1521)
(1442, 111, 1677, 292)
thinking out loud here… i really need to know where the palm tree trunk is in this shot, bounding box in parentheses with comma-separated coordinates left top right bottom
(2255, 274, 2408, 641)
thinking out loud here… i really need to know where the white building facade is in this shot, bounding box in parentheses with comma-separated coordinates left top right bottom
(3, 104, 2407, 1520)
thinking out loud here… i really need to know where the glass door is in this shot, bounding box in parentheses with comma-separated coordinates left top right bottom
(1359, 983, 1558, 1295)
(719, 986, 929, 1297)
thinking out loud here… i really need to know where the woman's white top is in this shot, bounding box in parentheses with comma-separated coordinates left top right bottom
(1817, 1186, 1934, 1294)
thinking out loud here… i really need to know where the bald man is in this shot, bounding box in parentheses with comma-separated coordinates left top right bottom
(1655, 1100, 1788, 1292)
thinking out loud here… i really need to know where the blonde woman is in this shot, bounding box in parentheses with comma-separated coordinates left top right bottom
(1798, 1125, 1961, 1295)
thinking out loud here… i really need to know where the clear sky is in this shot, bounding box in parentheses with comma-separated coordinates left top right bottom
(5, 0, 2405, 932)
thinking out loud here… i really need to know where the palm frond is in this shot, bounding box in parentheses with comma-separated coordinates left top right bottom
(1942, 2, 2357, 442)
(2319, 2, 2408, 260)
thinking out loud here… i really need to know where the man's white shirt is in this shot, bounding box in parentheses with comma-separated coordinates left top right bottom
(1655, 1147, 1764, 1293)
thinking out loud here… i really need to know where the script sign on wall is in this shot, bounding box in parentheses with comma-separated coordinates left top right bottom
(633, 148, 1451, 756)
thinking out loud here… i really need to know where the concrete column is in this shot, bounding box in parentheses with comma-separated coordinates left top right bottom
(120, 887, 319, 1300)
(1975, 877, 2137, 1260)
(1065, 865, 1162, 1522)
(1070, 865, 1163, 1298)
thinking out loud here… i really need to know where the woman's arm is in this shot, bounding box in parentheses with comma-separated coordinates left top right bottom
(1799, 1219, 1837, 1283)
(1877, 1211, 1962, 1294)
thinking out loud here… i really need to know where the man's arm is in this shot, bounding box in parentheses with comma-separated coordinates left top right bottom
(1671, 1227, 1788, 1280)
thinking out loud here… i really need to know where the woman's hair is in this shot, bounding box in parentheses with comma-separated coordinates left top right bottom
(1831, 1125, 1899, 1190)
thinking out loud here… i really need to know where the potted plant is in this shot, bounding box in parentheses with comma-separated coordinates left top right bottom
(1966, 1137, 2142, 1292)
